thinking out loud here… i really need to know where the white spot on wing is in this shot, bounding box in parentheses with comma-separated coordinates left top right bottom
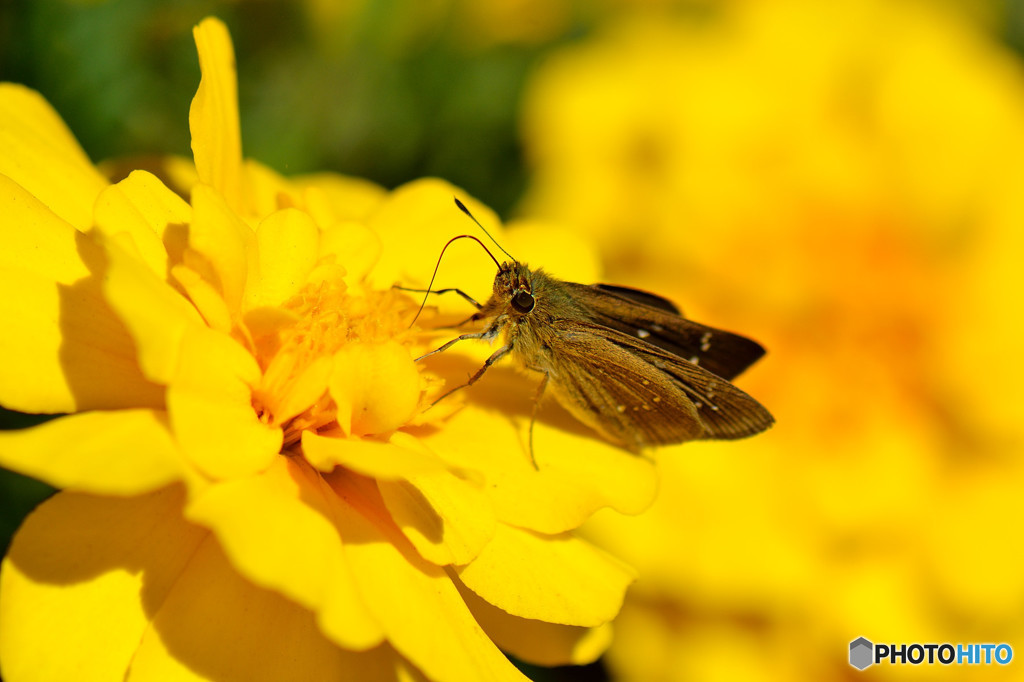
(700, 332, 712, 352)
(637, 328, 651, 339)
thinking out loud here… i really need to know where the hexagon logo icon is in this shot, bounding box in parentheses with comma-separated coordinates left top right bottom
(850, 637, 874, 670)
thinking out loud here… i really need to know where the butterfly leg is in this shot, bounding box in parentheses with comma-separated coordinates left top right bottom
(526, 371, 550, 470)
(392, 285, 483, 309)
(428, 340, 514, 407)
(415, 323, 501, 362)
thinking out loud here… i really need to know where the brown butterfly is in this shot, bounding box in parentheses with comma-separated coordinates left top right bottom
(411, 199, 774, 461)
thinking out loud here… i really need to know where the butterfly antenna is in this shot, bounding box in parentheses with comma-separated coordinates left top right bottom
(454, 197, 517, 263)
(409, 234, 500, 328)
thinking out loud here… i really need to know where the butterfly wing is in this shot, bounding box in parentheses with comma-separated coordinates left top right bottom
(594, 324, 776, 441)
(542, 322, 773, 451)
(565, 282, 765, 381)
(593, 284, 682, 315)
(542, 324, 703, 452)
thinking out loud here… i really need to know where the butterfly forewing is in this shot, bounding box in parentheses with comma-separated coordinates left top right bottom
(565, 282, 766, 381)
(593, 284, 682, 315)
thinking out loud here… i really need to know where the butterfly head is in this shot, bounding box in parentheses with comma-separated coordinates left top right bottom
(493, 261, 536, 316)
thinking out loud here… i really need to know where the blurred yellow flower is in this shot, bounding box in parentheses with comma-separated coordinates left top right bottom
(521, 0, 1024, 679)
(0, 17, 657, 682)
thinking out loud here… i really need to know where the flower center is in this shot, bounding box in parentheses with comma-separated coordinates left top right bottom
(249, 278, 418, 451)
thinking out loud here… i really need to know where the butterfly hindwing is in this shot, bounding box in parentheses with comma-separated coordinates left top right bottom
(539, 321, 771, 450)
(544, 322, 705, 451)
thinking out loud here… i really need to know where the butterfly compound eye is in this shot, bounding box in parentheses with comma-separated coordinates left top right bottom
(511, 290, 535, 313)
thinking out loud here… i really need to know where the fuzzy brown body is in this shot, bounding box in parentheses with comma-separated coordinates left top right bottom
(440, 261, 774, 453)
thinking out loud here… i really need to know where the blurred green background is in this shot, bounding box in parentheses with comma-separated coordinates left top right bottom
(0, 0, 557, 217)
(4, 1, 1024, 681)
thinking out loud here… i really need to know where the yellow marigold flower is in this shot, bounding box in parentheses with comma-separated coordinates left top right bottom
(521, 0, 1024, 680)
(0, 17, 657, 681)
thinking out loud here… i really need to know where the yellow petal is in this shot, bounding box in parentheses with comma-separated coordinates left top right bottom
(0, 83, 108, 231)
(100, 227, 208, 386)
(184, 456, 384, 651)
(189, 18, 244, 212)
(260, 354, 333, 425)
(130, 561, 405, 682)
(241, 158, 302, 218)
(502, 219, 601, 283)
(458, 581, 613, 666)
(301, 432, 445, 478)
(0, 409, 181, 495)
(93, 170, 191, 279)
(367, 178, 505, 316)
(0, 483, 411, 682)
(456, 523, 635, 627)
(327, 473, 529, 682)
(420, 401, 658, 533)
(379, 466, 497, 566)
(0, 485, 206, 682)
(0, 175, 164, 412)
(242, 305, 300, 343)
(320, 220, 383, 286)
(290, 172, 388, 222)
(162, 154, 201, 197)
(188, 183, 254, 316)
(99, 153, 201, 199)
(246, 208, 319, 309)
(0, 174, 88, 284)
(329, 341, 421, 437)
(167, 325, 281, 480)
(534, 422, 660, 518)
(169, 264, 234, 333)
